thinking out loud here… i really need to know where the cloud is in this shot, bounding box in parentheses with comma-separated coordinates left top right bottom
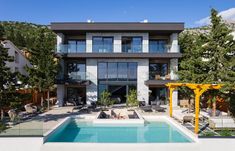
(196, 8, 235, 25)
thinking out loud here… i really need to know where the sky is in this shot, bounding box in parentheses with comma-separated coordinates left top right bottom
(0, 0, 235, 27)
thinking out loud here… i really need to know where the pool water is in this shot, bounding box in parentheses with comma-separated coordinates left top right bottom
(46, 119, 192, 143)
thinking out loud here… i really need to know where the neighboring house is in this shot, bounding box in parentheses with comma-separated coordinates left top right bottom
(51, 22, 184, 107)
(2, 40, 31, 76)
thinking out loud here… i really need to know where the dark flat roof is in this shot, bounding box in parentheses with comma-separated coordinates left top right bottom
(51, 22, 184, 34)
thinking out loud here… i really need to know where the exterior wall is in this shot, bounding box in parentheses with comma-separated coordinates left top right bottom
(86, 33, 149, 53)
(86, 59, 149, 104)
(57, 85, 65, 107)
(137, 59, 149, 104)
(86, 59, 98, 104)
(2, 40, 31, 76)
(57, 33, 64, 45)
(170, 58, 179, 107)
(169, 33, 179, 53)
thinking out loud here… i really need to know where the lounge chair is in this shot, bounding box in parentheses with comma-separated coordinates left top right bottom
(98, 111, 110, 119)
(153, 106, 165, 112)
(152, 101, 165, 112)
(24, 104, 37, 114)
(139, 101, 152, 112)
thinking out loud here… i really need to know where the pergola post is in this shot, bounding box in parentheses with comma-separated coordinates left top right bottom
(194, 89, 200, 134)
(168, 86, 177, 117)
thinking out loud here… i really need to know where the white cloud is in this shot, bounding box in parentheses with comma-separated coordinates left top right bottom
(196, 8, 235, 25)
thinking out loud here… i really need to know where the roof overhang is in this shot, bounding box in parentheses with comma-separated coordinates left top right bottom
(145, 80, 176, 87)
(51, 22, 184, 34)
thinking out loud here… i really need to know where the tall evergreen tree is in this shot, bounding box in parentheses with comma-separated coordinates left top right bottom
(26, 28, 57, 109)
(202, 8, 235, 115)
(0, 24, 16, 120)
(179, 8, 235, 115)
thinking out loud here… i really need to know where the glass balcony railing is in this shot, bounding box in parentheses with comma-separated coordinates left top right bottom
(55, 72, 96, 84)
(55, 44, 180, 53)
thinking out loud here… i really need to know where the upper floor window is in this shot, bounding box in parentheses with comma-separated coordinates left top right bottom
(67, 61, 86, 80)
(122, 37, 142, 53)
(98, 62, 137, 81)
(68, 40, 86, 53)
(149, 63, 168, 80)
(149, 40, 167, 53)
(92, 37, 113, 53)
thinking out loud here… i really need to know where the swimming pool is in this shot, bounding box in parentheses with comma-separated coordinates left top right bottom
(46, 119, 193, 143)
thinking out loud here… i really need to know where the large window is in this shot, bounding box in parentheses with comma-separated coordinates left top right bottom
(67, 62, 86, 80)
(92, 37, 113, 52)
(98, 62, 137, 81)
(122, 37, 142, 53)
(149, 63, 168, 79)
(149, 40, 167, 53)
(98, 63, 107, 80)
(108, 63, 117, 80)
(68, 40, 86, 53)
(117, 63, 128, 80)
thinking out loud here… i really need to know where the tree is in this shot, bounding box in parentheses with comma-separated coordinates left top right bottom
(178, 31, 207, 110)
(26, 28, 57, 109)
(201, 9, 235, 115)
(179, 8, 235, 116)
(0, 24, 16, 120)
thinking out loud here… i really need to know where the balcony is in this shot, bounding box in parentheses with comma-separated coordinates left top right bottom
(55, 44, 181, 59)
(55, 72, 94, 85)
(56, 44, 180, 53)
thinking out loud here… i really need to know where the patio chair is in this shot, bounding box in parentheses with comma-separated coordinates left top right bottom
(139, 101, 152, 112)
(153, 106, 166, 112)
(24, 104, 37, 114)
(183, 115, 194, 124)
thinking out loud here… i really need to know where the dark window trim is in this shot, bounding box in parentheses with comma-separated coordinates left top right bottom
(92, 36, 114, 53)
(121, 36, 143, 53)
(97, 62, 138, 81)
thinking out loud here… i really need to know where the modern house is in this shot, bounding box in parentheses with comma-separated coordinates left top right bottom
(51, 22, 184, 107)
(2, 40, 31, 76)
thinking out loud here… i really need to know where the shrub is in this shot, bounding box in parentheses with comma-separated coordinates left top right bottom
(219, 129, 232, 136)
(126, 89, 138, 107)
(0, 122, 7, 133)
(98, 90, 114, 108)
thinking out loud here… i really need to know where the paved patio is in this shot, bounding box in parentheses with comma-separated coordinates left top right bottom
(0, 105, 170, 136)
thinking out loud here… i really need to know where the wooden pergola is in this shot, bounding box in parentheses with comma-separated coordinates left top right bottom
(165, 83, 222, 134)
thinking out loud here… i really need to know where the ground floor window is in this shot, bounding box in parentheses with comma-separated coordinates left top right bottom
(149, 87, 167, 105)
(66, 87, 86, 105)
(98, 84, 137, 104)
